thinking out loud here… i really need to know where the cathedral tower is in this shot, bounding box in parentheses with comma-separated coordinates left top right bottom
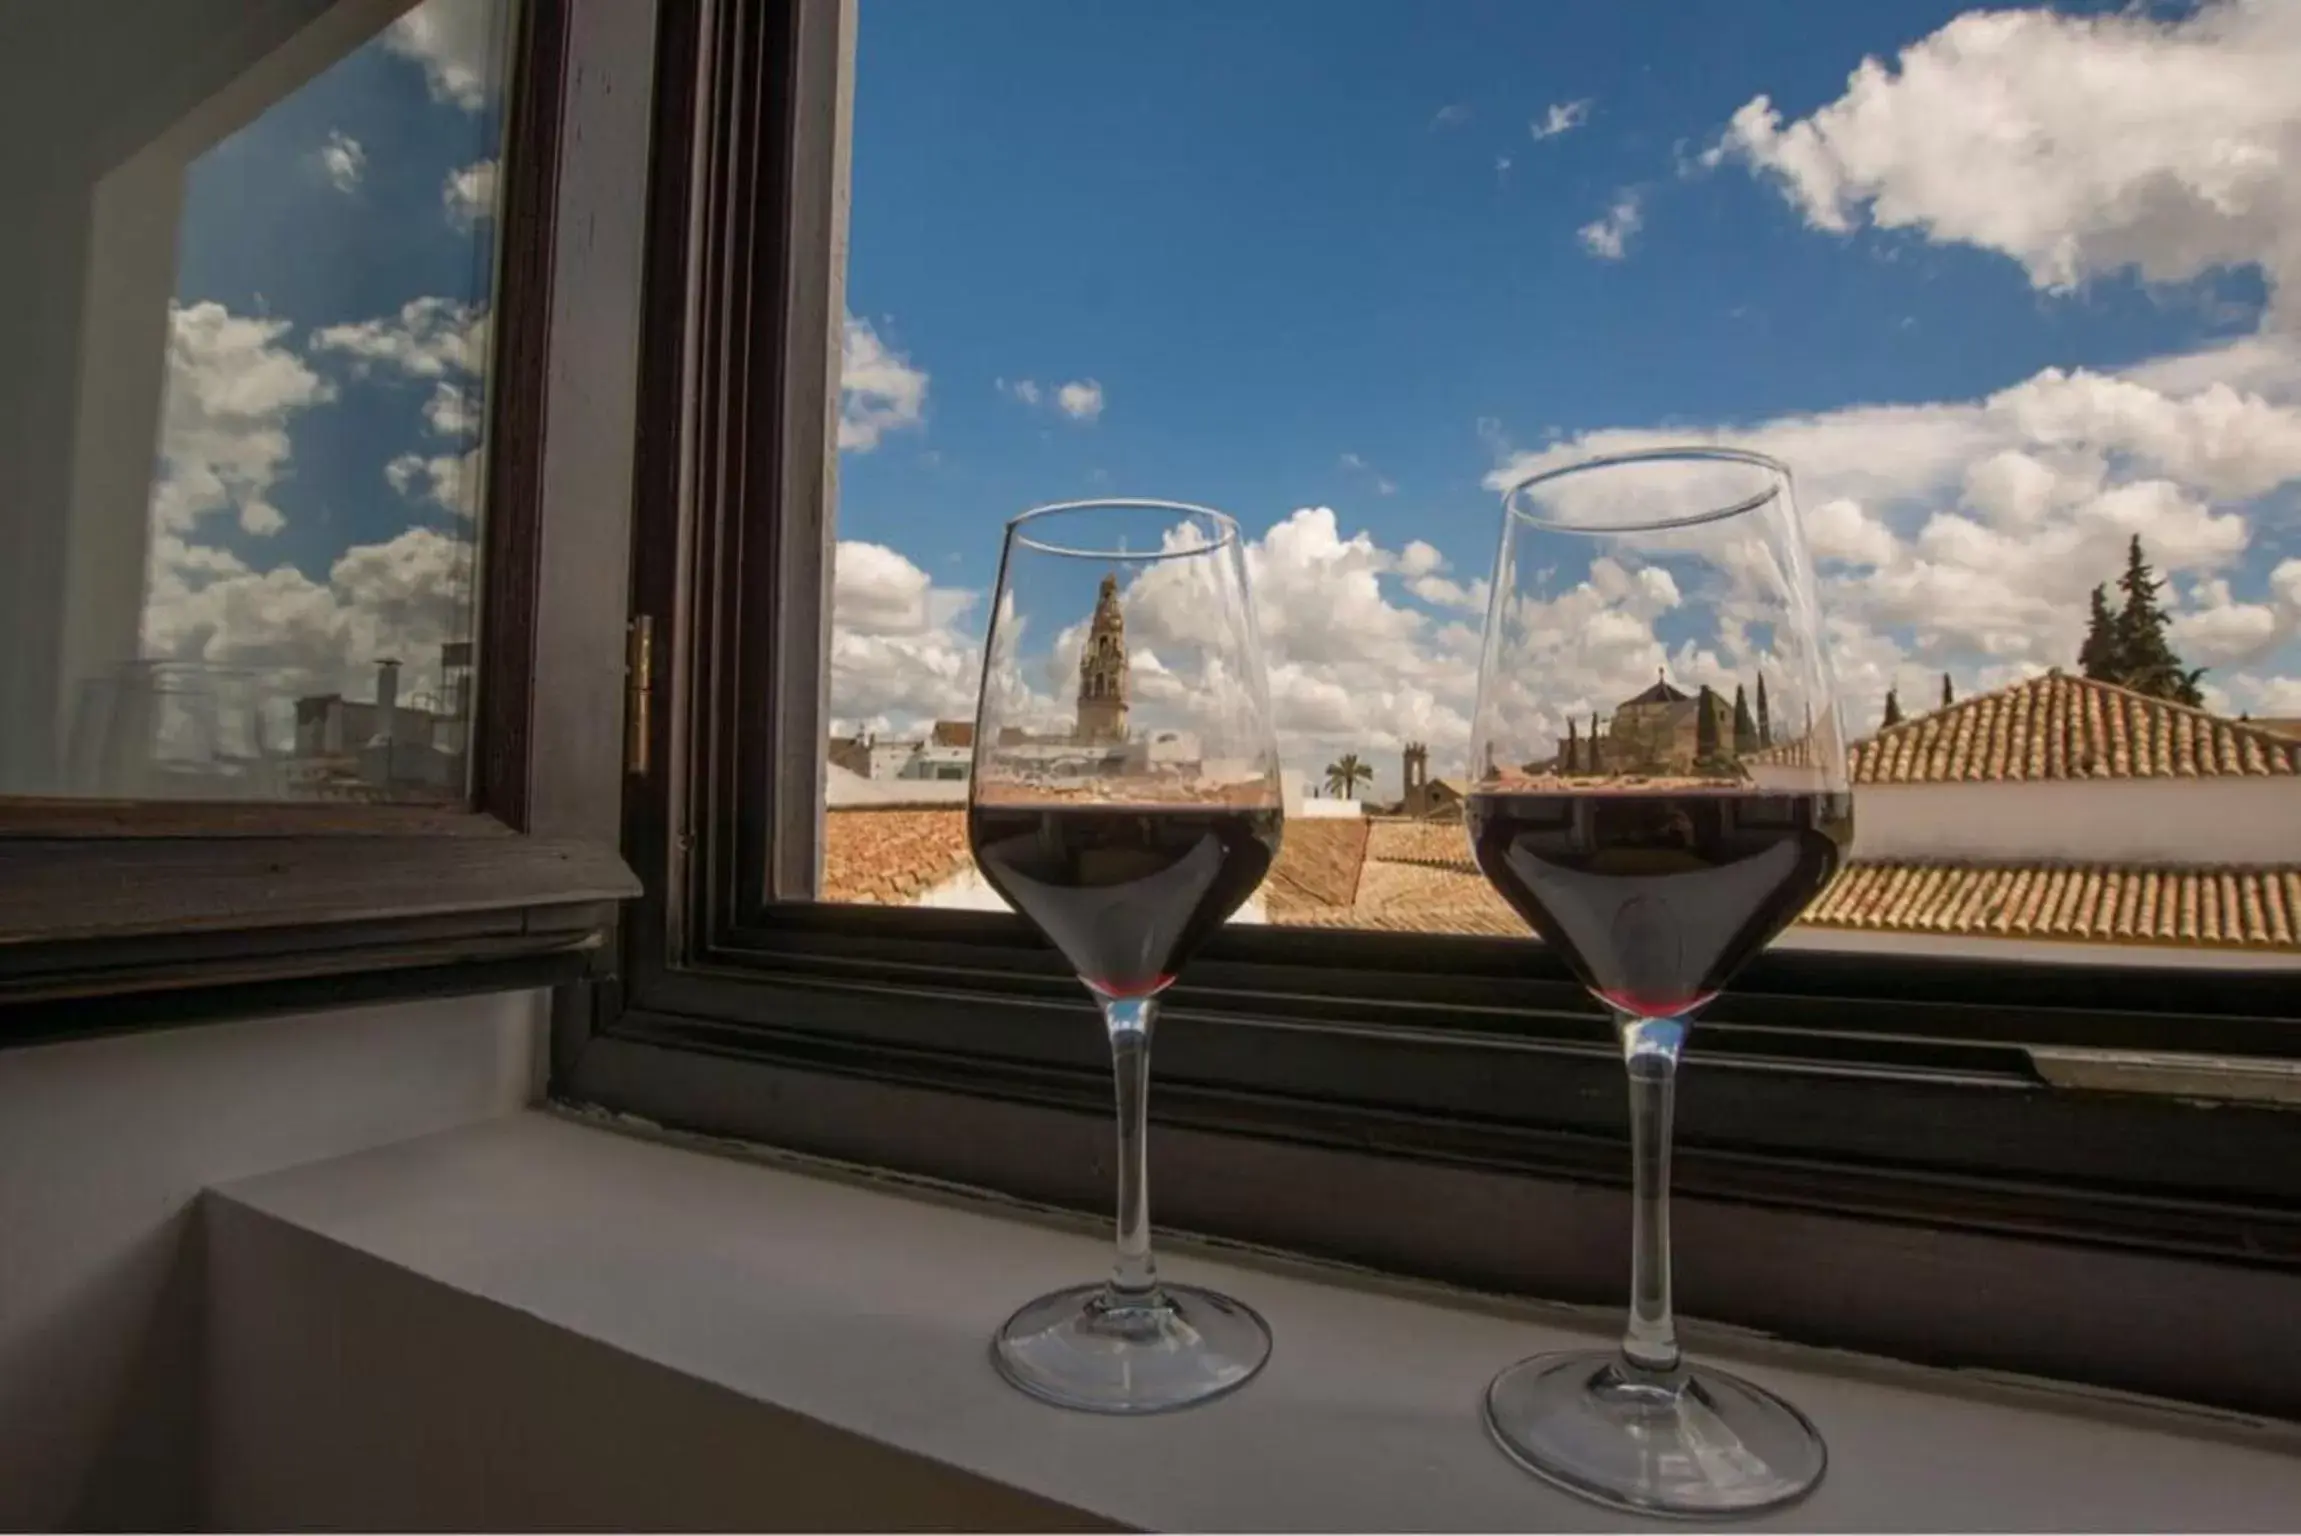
(1075, 573, 1129, 743)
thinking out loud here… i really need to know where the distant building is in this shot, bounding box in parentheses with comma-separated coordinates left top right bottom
(293, 653, 466, 794)
(1398, 742, 1466, 820)
(1075, 573, 1129, 743)
(930, 719, 975, 749)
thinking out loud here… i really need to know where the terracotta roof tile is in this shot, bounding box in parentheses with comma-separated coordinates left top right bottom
(1806, 861, 2301, 949)
(821, 808, 972, 904)
(1264, 819, 1369, 911)
(1366, 820, 1475, 871)
(1852, 672, 2300, 784)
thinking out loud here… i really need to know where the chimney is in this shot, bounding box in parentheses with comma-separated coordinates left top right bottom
(376, 658, 402, 744)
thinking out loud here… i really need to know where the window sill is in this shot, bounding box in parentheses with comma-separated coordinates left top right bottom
(207, 1111, 2301, 1531)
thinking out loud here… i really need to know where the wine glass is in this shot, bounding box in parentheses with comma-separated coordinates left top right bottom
(1469, 448, 1851, 1515)
(969, 498, 1284, 1414)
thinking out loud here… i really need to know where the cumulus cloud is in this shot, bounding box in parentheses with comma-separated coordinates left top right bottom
(1056, 379, 1105, 422)
(1710, 0, 2301, 322)
(384, 0, 499, 112)
(150, 301, 336, 541)
(839, 315, 929, 451)
(1531, 99, 1592, 140)
(312, 297, 489, 380)
(1579, 190, 1643, 260)
(1430, 103, 1472, 130)
(442, 158, 497, 228)
(828, 542, 980, 732)
(997, 374, 1105, 425)
(385, 447, 484, 518)
(318, 131, 365, 192)
(1484, 335, 2301, 733)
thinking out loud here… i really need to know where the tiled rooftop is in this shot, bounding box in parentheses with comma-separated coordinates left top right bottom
(1809, 861, 2301, 950)
(1851, 672, 2301, 784)
(820, 809, 971, 904)
(817, 794, 2301, 952)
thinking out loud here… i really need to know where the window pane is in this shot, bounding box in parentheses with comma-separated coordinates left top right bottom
(820, 1, 2301, 968)
(1, 0, 510, 804)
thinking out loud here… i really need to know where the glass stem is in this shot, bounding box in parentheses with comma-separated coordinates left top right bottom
(1617, 1012, 1688, 1387)
(1101, 995, 1161, 1300)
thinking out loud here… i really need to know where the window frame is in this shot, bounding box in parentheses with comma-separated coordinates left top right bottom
(0, 0, 655, 1023)
(562, 0, 2301, 1421)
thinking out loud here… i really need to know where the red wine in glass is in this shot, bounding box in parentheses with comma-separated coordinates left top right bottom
(969, 803, 1280, 998)
(1467, 789, 1850, 1017)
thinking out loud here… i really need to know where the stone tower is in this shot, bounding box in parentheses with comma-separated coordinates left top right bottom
(1402, 741, 1428, 816)
(1075, 573, 1129, 743)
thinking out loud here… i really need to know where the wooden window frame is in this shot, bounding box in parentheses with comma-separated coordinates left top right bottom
(0, 0, 652, 1028)
(560, 0, 2301, 1421)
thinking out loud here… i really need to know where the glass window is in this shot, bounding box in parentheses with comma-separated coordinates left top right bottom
(1, 0, 512, 804)
(817, 1, 2301, 968)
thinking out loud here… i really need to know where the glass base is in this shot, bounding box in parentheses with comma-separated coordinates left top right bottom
(1485, 1350, 1826, 1518)
(992, 1281, 1272, 1414)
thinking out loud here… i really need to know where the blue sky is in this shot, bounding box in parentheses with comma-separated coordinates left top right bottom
(171, 21, 498, 582)
(841, 0, 2247, 574)
(831, 0, 2301, 776)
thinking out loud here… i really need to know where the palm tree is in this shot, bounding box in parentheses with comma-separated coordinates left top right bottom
(1324, 752, 1373, 800)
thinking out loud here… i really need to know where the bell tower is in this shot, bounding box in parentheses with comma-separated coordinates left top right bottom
(1075, 573, 1129, 743)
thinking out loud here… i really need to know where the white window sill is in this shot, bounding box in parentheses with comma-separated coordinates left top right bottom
(206, 1111, 2301, 1531)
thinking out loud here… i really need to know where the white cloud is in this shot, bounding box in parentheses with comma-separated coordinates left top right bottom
(385, 447, 484, 518)
(998, 374, 1104, 425)
(1056, 379, 1105, 422)
(1578, 190, 1643, 260)
(1431, 103, 1472, 130)
(839, 314, 930, 451)
(1532, 99, 1592, 140)
(384, 0, 499, 112)
(150, 301, 336, 543)
(421, 380, 478, 439)
(1483, 335, 2301, 733)
(312, 297, 489, 380)
(1339, 451, 1398, 496)
(318, 131, 365, 193)
(142, 526, 479, 720)
(442, 158, 497, 228)
(1710, 0, 2301, 322)
(828, 542, 980, 732)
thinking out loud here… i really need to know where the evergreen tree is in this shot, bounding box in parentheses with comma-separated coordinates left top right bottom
(1882, 687, 1904, 728)
(1940, 673, 1954, 710)
(1695, 686, 1722, 766)
(1590, 713, 1602, 771)
(2111, 535, 2205, 706)
(1756, 674, 1772, 747)
(2078, 584, 2120, 681)
(1565, 718, 1580, 774)
(1733, 684, 1758, 754)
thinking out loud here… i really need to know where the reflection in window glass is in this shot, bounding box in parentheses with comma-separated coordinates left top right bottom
(817, 2, 2301, 967)
(1, 0, 510, 804)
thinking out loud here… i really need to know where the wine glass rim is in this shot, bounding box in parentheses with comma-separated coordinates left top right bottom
(1502, 446, 1790, 534)
(1006, 498, 1243, 560)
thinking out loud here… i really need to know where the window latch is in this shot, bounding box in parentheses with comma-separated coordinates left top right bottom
(625, 615, 655, 777)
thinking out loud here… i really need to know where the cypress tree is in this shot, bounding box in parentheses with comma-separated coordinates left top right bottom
(1882, 687, 1904, 728)
(1733, 684, 1758, 754)
(2077, 583, 2119, 681)
(1565, 717, 1579, 774)
(2111, 536, 2205, 706)
(1940, 672, 1954, 709)
(1695, 686, 1722, 766)
(1756, 674, 1772, 747)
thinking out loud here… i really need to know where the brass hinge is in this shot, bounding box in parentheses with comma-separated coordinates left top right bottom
(624, 615, 655, 777)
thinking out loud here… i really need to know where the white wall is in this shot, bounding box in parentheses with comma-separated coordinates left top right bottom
(1851, 779, 2301, 865)
(0, 990, 545, 1529)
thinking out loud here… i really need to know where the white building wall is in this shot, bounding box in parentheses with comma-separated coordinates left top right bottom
(1850, 779, 2301, 865)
